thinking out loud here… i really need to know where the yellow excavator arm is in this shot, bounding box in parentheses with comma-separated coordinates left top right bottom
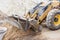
(37, 4, 52, 24)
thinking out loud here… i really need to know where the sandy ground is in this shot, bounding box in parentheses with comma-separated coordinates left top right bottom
(1, 22, 60, 40)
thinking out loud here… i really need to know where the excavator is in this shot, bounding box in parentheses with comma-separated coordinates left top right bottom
(24, 0, 60, 31)
(7, 0, 60, 32)
(0, 0, 60, 40)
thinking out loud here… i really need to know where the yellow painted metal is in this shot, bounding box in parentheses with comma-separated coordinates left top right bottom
(24, 12, 32, 19)
(52, 1, 59, 8)
(24, 13, 29, 18)
(31, 9, 39, 19)
(54, 14, 60, 26)
(24, 9, 39, 19)
(37, 5, 52, 25)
